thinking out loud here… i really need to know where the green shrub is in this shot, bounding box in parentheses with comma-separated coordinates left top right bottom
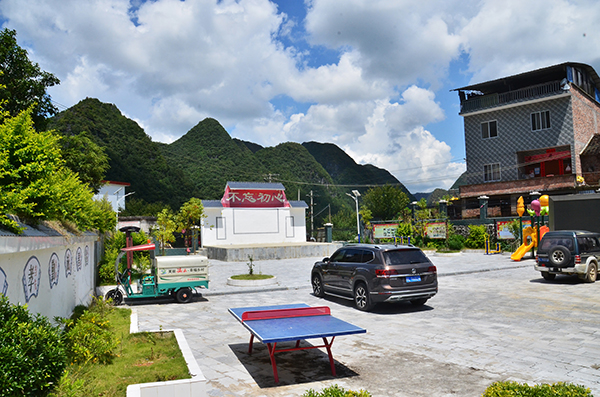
(395, 222, 413, 239)
(60, 297, 119, 365)
(447, 234, 465, 250)
(482, 381, 592, 396)
(0, 296, 67, 396)
(303, 384, 371, 397)
(465, 225, 487, 249)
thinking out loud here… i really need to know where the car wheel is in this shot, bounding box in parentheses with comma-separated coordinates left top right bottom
(541, 272, 556, 281)
(549, 246, 571, 267)
(176, 287, 193, 303)
(585, 263, 597, 283)
(105, 289, 123, 305)
(353, 283, 374, 312)
(410, 298, 428, 306)
(312, 274, 325, 297)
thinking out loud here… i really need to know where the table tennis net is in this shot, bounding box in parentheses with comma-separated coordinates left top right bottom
(241, 306, 331, 322)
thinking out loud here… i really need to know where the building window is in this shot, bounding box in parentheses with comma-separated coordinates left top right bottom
(484, 163, 501, 182)
(481, 120, 497, 139)
(531, 110, 550, 131)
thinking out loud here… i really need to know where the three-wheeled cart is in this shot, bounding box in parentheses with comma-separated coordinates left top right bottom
(105, 243, 209, 305)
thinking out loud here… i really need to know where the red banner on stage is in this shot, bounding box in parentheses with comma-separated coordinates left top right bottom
(221, 186, 290, 208)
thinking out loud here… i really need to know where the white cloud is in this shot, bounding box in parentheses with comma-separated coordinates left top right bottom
(2, 0, 599, 194)
(461, 0, 600, 83)
(304, 0, 466, 87)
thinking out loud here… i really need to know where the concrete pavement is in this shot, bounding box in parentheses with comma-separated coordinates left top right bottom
(131, 251, 600, 396)
(201, 250, 529, 296)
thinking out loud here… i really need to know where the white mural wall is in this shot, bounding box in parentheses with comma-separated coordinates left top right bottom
(0, 234, 98, 320)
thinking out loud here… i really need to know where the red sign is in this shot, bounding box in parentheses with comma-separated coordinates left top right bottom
(221, 186, 290, 208)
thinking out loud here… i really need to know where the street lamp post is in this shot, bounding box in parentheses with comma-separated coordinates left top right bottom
(346, 190, 361, 243)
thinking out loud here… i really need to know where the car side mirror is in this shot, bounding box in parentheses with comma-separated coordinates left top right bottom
(322, 257, 330, 263)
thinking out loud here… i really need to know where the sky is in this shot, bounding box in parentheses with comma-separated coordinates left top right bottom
(1, 0, 600, 194)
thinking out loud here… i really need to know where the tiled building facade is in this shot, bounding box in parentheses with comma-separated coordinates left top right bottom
(454, 62, 600, 218)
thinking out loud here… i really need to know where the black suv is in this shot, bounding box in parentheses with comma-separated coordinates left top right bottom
(535, 230, 599, 282)
(311, 244, 437, 311)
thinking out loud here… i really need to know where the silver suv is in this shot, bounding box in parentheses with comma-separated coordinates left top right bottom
(311, 244, 437, 311)
(535, 230, 599, 282)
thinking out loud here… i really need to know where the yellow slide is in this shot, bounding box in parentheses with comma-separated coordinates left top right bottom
(510, 225, 549, 261)
(510, 240, 535, 261)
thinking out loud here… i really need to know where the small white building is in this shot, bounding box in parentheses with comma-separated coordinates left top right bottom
(93, 180, 131, 213)
(201, 182, 308, 246)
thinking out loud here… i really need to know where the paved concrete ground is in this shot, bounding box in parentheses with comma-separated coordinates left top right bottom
(131, 252, 600, 396)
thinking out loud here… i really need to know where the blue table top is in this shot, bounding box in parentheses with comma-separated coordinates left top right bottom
(229, 303, 366, 344)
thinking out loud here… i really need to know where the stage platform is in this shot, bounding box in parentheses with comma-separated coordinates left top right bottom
(205, 242, 342, 262)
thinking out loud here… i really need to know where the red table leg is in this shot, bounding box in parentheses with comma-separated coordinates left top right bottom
(267, 342, 279, 383)
(248, 334, 254, 354)
(323, 336, 336, 376)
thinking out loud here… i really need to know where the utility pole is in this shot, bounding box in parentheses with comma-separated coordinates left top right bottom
(307, 190, 317, 240)
(263, 173, 279, 183)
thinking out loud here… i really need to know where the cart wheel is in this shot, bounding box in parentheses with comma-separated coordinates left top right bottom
(176, 287, 193, 303)
(105, 289, 123, 305)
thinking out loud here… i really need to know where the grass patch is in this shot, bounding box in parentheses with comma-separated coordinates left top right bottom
(51, 307, 189, 396)
(230, 274, 274, 280)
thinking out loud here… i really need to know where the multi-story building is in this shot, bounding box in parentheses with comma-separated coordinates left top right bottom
(453, 62, 600, 218)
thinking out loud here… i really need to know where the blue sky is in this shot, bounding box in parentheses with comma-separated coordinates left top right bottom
(2, 0, 599, 193)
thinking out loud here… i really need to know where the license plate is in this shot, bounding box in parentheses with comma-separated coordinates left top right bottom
(538, 257, 549, 263)
(406, 276, 421, 283)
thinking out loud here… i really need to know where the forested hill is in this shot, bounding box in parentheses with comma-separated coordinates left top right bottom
(49, 98, 421, 213)
(253, 142, 350, 215)
(47, 98, 195, 209)
(302, 141, 416, 202)
(157, 118, 267, 199)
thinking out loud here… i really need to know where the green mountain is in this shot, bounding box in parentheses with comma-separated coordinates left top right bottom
(233, 138, 263, 153)
(158, 118, 267, 199)
(48, 98, 195, 209)
(302, 141, 415, 201)
(254, 142, 349, 217)
(48, 99, 422, 221)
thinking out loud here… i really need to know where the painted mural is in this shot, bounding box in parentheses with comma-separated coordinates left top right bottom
(22, 256, 41, 303)
(48, 253, 60, 289)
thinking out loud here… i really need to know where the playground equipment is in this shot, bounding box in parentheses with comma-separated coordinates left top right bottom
(511, 194, 550, 261)
(394, 236, 411, 245)
(485, 235, 502, 255)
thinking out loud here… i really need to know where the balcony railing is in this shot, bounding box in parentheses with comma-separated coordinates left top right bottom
(460, 81, 563, 114)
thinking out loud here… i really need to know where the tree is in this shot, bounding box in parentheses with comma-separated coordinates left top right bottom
(361, 184, 410, 221)
(152, 208, 177, 254)
(177, 198, 206, 248)
(331, 207, 357, 241)
(0, 109, 114, 233)
(0, 28, 60, 131)
(57, 130, 109, 192)
(118, 197, 171, 217)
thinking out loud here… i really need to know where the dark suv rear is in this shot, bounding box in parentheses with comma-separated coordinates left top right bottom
(311, 244, 437, 311)
(535, 230, 599, 282)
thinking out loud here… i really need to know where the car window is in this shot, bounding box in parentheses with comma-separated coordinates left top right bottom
(383, 249, 428, 265)
(577, 237, 588, 252)
(582, 237, 600, 252)
(540, 237, 573, 251)
(361, 250, 374, 263)
(330, 249, 346, 262)
(342, 248, 363, 263)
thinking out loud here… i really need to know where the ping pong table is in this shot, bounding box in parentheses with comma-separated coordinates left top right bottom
(229, 303, 366, 383)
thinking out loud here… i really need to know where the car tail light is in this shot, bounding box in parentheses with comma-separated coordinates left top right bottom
(575, 255, 581, 264)
(428, 266, 437, 273)
(375, 269, 398, 277)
